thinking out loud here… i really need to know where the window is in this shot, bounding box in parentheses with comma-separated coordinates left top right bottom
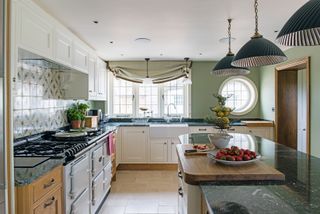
(219, 76, 258, 115)
(163, 80, 185, 116)
(110, 76, 190, 117)
(138, 85, 159, 117)
(112, 78, 134, 116)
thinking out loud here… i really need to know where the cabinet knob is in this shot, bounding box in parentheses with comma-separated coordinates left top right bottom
(164, 142, 167, 145)
(249, 130, 252, 133)
(171, 142, 174, 145)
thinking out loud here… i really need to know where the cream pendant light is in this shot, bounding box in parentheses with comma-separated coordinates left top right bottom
(277, 0, 320, 46)
(232, 0, 287, 67)
(142, 58, 153, 85)
(212, 19, 250, 76)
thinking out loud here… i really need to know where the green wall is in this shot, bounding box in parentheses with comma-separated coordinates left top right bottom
(191, 61, 261, 119)
(259, 46, 320, 157)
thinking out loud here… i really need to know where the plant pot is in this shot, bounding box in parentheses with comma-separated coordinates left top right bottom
(71, 120, 81, 129)
(208, 133, 233, 148)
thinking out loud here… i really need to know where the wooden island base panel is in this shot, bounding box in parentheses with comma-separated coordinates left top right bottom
(177, 144, 285, 185)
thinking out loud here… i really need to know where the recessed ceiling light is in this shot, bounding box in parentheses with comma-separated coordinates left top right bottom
(160, 53, 163, 56)
(199, 53, 203, 56)
(219, 37, 236, 43)
(274, 30, 279, 33)
(93, 20, 99, 24)
(120, 54, 124, 56)
(134, 38, 151, 43)
(109, 41, 114, 44)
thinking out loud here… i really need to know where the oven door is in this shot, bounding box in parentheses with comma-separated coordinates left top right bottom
(70, 188, 90, 214)
(65, 152, 90, 214)
(92, 144, 105, 178)
(91, 171, 105, 213)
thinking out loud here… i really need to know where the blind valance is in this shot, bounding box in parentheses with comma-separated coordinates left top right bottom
(107, 60, 192, 84)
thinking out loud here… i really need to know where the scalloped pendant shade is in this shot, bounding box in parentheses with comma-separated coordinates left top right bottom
(212, 53, 250, 76)
(231, 36, 287, 68)
(277, 0, 320, 46)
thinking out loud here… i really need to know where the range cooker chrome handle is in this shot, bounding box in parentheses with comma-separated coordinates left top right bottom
(178, 187, 183, 197)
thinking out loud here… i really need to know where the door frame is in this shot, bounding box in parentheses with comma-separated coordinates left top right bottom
(275, 57, 310, 154)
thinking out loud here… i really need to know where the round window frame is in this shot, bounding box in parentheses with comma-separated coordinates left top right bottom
(218, 76, 258, 116)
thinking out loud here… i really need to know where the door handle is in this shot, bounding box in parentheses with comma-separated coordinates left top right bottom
(43, 178, 55, 189)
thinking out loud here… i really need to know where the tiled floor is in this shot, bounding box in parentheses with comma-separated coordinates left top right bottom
(99, 170, 178, 214)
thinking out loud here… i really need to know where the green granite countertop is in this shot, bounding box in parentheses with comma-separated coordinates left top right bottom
(14, 158, 63, 186)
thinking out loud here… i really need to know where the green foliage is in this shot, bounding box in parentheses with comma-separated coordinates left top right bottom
(66, 102, 90, 121)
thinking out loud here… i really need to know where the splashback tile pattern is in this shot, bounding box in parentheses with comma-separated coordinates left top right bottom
(13, 61, 74, 139)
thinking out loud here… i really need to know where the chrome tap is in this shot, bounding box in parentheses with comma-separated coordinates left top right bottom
(166, 103, 176, 117)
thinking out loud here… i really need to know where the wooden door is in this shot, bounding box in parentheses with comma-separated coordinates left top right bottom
(277, 70, 297, 149)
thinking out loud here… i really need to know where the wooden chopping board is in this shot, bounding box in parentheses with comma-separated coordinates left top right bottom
(183, 144, 215, 156)
(177, 144, 285, 185)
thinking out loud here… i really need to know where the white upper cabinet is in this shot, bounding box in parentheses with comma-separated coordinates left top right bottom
(72, 42, 89, 74)
(17, 2, 53, 58)
(54, 29, 72, 66)
(95, 59, 107, 100)
(88, 56, 97, 98)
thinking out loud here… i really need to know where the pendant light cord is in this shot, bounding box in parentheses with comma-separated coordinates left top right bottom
(145, 58, 150, 78)
(227, 19, 232, 55)
(253, 0, 262, 38)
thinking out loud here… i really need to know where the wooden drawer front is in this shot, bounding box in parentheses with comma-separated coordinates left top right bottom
(34, 187, 62, 214)
(33, 166, 62, 203)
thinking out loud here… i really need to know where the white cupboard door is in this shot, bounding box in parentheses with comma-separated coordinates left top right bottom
(18, 5, 53, 58)
(247, 127, 273, 140)
(54, 30, 72, 66)
(122, 128, 148, 163)
(88, 56, 96, 98)
(96, 59, 107, 100)
(150, 139, 168, 162)
(169, 138, 180, 163)
(73, 43, 88, 73)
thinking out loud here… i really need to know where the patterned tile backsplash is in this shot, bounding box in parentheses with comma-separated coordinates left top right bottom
(13, 61, 75, 139)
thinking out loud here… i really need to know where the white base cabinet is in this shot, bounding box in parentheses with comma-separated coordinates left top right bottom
(121, 127, 149, 163)
(149, 137, 180, 163)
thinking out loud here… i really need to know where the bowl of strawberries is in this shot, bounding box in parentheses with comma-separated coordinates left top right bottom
(207, 146, 261, 166)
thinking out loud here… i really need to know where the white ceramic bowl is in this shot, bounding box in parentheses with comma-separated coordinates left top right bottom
(208, 133, 233, 148)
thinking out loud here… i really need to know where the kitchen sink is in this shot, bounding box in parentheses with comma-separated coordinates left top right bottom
(149, 123, 188, 138)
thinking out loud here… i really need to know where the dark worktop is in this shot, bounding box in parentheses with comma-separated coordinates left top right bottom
(103, 117, 269, 127)
(179, 133, 320, 213)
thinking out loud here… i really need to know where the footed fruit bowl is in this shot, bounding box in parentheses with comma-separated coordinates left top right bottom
(208, 133, 233, 148)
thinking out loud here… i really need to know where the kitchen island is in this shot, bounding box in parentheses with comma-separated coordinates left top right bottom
(178, 133, 320, 214)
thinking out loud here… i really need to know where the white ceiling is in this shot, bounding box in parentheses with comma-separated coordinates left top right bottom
(33, 0, 307, 61)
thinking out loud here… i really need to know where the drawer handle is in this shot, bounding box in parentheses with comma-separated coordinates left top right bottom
(229, 128, 235, 131)
(44, 197, 55, 208)
(178, 171, 183, 179)
(199, 128, 207, 131)
(178, 187, 183, 197)
(99, 156, 103, 162)
(43, 178, 55, 189)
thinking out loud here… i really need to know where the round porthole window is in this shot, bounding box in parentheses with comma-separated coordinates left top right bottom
(219, 76, 258, 115)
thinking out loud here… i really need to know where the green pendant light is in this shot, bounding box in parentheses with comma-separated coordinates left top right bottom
(277, 0, 320, 46)
(232, 0, 287, 68)
(211, 19, 250, 76)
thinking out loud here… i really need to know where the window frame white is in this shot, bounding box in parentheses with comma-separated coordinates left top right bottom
(219, 76, 258, 116)
(108, 73, 191, 117)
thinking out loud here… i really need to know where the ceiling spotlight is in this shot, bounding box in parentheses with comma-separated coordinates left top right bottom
(109, 41, 114, 44)
(93, 20, 99, 24)
(134, 38, 151, 43)
(199, 53, 203, 56)
(120, 54, 124, 56)
(160, 53, 163, 56)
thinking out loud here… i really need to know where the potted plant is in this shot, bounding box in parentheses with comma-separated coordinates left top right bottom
(66, 102, 90, 129)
